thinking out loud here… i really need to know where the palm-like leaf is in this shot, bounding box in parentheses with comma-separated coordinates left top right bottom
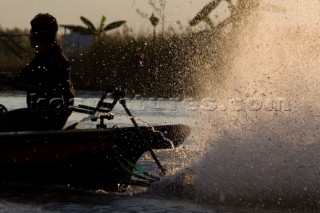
(99, 16, 107, 32)
(189, 0, 219, 26)
(104, 21, 126, 32)
(80, 16, 96, 34)
(60, 25, 93, 35)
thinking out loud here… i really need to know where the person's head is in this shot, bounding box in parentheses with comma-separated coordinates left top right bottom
(29, 13, 58, 47)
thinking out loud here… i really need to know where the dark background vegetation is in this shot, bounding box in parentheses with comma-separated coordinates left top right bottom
(68, 33, 213, 97)
(0, 29, 218, 98)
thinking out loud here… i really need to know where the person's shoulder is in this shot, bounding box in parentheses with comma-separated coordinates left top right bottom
(52, 46, 70, 66)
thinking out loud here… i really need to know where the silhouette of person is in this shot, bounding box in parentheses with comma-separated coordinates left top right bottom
(0, 13, 75, 131)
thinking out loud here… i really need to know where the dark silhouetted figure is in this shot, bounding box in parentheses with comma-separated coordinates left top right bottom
(0, 13, 74, 132)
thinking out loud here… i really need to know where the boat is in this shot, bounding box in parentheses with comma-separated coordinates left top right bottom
(0, 85, 190, 191)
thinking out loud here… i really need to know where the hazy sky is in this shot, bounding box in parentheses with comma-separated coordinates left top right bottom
(260, 0, 320, 27)
(0, 0, 214, 34)
(1, 0, 319, 35)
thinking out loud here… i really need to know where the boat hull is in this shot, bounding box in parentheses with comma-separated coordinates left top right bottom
(0, 124, 190, 190)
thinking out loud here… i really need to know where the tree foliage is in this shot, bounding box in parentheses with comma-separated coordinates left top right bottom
(60, 16, 126, 39)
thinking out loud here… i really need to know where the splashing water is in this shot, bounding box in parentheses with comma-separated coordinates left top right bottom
(153, 0, 320, 208)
